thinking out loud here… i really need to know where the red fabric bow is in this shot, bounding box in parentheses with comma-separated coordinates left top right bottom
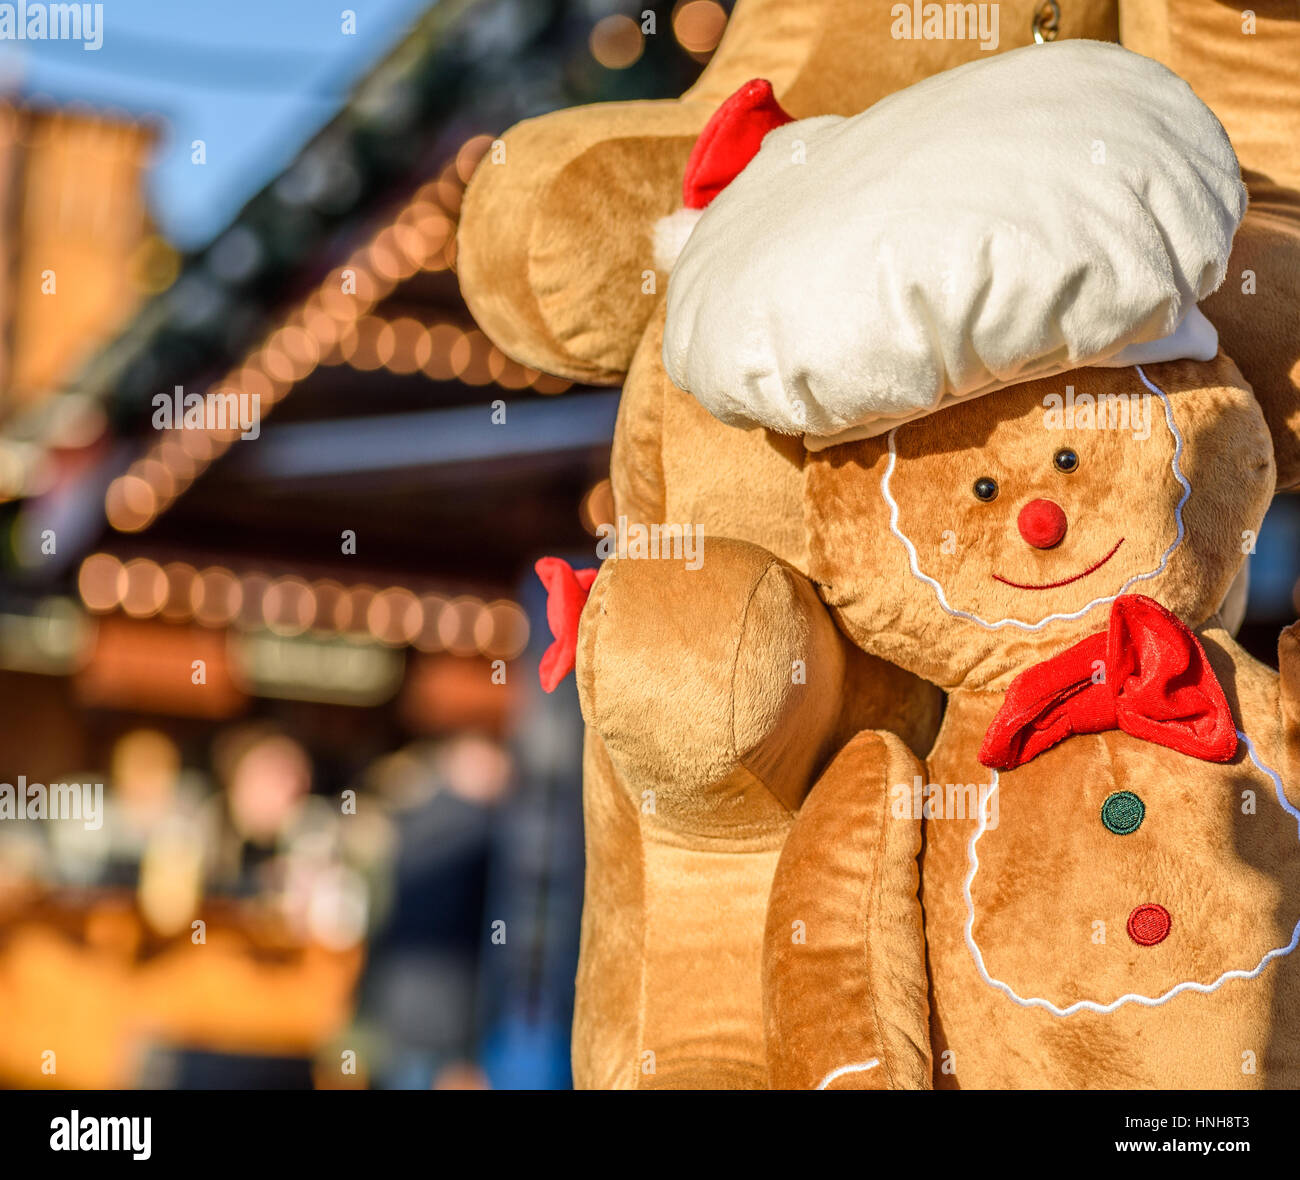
(979, 595, 1238, 771)
(682, 78, 793, 210)
(535, 557, 598, 693)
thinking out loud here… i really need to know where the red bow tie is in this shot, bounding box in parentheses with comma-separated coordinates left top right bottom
(979, 595, 1238, 771)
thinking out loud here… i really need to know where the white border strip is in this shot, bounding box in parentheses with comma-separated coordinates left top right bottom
(964, 732, 1300, 1016)
(881, 365, 1190, 631)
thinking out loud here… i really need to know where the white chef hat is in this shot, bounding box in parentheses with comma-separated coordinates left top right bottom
(660, 40, 1246, 449)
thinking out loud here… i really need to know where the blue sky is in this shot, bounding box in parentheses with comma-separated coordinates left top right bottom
(5, 0, 437, 248)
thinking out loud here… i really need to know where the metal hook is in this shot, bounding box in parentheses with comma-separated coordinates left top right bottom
(1032, 0, 1061, 43)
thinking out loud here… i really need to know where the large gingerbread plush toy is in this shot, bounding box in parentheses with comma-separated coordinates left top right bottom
(460, 0, 1300, 1088)
(658, 37, 1300, 1087)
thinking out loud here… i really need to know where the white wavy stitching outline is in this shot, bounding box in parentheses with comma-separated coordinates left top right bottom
(964, 731, 1300, 1016)
(815, 1059, 880, 1090)
(880, 365, 1190, 631)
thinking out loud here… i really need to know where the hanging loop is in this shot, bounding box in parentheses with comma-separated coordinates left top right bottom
(1033, 0, 1061, 43)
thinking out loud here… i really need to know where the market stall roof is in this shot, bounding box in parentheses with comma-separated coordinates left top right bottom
(6, 0, 717, 599)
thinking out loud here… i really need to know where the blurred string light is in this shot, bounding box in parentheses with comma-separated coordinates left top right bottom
(673, 0, 728, 55)
(105, 137, 570, 534)
(589, 14, 644, 69)
(76, 552, 530, 660)
(579, 477, 615, 536)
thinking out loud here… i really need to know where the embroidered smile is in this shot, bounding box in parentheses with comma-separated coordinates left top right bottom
(992, 538, 1125, 590)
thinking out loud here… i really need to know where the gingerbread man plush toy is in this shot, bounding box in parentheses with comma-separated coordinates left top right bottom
(661, 39, 1300, 1088)
(461, 0, 1300, 1089)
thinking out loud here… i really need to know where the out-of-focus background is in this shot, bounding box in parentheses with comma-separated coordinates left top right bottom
(0, 0, 1295, 1091)
(0, 0, 738, 1091)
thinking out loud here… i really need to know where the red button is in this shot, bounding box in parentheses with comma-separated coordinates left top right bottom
(1127, 903, 1171, 946)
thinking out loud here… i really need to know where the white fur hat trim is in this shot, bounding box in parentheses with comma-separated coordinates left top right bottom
(653, 206, 705, 273)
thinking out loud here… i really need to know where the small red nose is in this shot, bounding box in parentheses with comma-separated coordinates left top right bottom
(1018, 499, 1068, 549)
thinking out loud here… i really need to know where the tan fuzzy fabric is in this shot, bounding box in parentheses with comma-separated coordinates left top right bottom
(457, 0, 1123, 385)
(793, 356, 1300, 1088)
(764, 730, 933, 1090)
(1202, 182, 1300, 490)
(572, 540, 938, 1088)
(806, 359, 1275, 693)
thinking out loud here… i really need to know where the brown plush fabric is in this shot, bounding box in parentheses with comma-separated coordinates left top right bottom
(458, 107, 702, 385)
(1122, 1, 1300, 192)
(579, 541, 844, 823)
(922, 636, 1300, 1088)
(571, 731, 644, 1089)
(573, 541, 939, 1088)
(574, 721, 789, 1090)
(807, 359, 1275, 692)
(1121, 3, 1300, 489)
(458, 0, 1300, 1091)
(796, 357, 1300, 1088)
(1201, 182, 1300, 490)
(615, 302, 810, 569)
(764, 730, 932, 1090)
(1283, 622, 1300, 785)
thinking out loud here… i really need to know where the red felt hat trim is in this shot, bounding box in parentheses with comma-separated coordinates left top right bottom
(682, 78, 793, 210)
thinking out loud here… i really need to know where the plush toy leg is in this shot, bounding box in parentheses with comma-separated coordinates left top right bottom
(763, 730, 932, 1090)
(573, 539, 851, 1088)
(1281, 622, 1300, 789)
(570, 729, 647, 1089)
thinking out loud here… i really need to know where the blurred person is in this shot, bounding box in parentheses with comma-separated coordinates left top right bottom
(107, 730, 207, 877)
(208, 724, 314, 895)
(352, 733, 513, 1089)
(207, 723, 390, 953)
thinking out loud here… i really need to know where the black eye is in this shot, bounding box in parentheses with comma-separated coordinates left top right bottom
(972, 477, 999, 502)
(1054, 448, 1079, 473)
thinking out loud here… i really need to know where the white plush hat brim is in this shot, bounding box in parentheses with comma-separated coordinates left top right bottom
(803, 305, 1221, 450)
(662, 41, 1246, 444)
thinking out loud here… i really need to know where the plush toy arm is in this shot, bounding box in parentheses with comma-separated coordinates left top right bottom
(577, 537, 847, 832)
(763, 730, 932, 1090)
(571, 538, 853, 1088)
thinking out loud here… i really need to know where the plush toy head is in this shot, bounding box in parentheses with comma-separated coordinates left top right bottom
(804, 356, 1275, 690)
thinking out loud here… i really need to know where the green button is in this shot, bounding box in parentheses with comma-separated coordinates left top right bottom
(1101, 791, 1145, 835)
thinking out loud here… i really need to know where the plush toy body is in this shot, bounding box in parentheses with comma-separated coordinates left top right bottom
(798, 368, 1300, 1088)
(662, 39, 1300, 1088)
(924, 640, 1300, 1088)
(459, 0, 948, 1089)
(752, 353, 1300, 1088)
